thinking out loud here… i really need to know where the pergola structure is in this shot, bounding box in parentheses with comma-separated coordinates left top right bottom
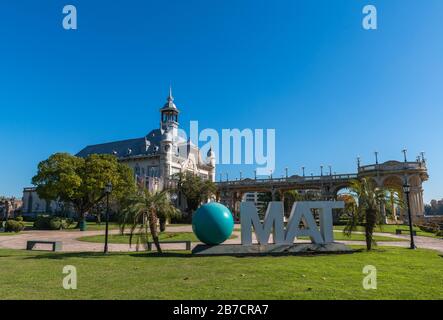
(216, 160, 429, 222)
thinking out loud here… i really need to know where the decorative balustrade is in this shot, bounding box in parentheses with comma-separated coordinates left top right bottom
(359, 161, 426, 173)
(217, 173, 358, 187)
(216, 161, 426, 189)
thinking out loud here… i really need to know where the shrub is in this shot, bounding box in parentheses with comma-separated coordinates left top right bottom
(33, 215, 51, 230)
(49, 217, 66, 230)
(417, 223, 439, 234)
(15, 216, 23, 222)
(33, 215, 73, 230)
(5, 220, 25, 233)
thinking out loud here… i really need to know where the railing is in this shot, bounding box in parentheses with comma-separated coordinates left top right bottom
(216, 161, 427, 187)
(217, 173, 358, 186)
(359, 161, 426, 173)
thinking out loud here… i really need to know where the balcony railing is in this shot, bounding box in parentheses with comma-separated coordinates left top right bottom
(359, 161, 426, 173)
(217, 173, 358, 186)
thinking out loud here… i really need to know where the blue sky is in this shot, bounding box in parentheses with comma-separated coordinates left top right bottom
(0, 0, 442, 202)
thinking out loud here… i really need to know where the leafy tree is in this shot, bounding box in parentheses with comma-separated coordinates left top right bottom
(119, 189, 180, 253)
(283, 190, 304, 216)
(171, 172, 217, 215)
(257, 190, 320, 216)
(343, 178, 395, 250)
(336, 193, 358, 224)
(32, 153, 136, 227)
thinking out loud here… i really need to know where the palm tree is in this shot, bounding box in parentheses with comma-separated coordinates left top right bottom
(344, 178, 392, 250)
(283, 190, 304, 217)
(157, 196, 181, 232)
(120, 189, 180, 253)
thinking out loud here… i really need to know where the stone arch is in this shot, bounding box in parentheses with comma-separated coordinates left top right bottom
(331, 183, 352, 199)
(380, 175, 404, 222)
(382, 175, 404, 192)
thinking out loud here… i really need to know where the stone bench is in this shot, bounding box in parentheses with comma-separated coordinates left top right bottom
(395, 229, 417, 236)
(147, 240, 191, 251)
(26, 240, 62, 252)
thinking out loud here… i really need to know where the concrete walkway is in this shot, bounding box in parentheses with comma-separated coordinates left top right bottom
(0, 224, 442, 253)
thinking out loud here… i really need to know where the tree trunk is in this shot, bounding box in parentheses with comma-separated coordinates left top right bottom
(365, 209, 377, 250)
(159, 217, 166, 232)
(74, 211, 86, 230)
(149, 210, 162, 253)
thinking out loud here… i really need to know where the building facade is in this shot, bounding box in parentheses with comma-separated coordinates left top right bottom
(0, 197, 23, 220)
(22, 90, 216, 216)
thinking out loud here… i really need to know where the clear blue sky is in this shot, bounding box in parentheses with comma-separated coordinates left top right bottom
(0, 0, 442, 202)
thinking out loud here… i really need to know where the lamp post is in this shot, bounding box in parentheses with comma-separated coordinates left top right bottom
(285, 167, 288, 179)
(357, 156, 361, 169)
(239, 171, 242, 180)
(254, 170, 257, 180)
(302, 166, 305, 177)
(402, 180, 416, 249)
(320, 165, 323, 176)
(402, 148, 408, 162)
(328, 165, 332, 176)
(374, 151, 379, 165)
(104, 182, 113, 254)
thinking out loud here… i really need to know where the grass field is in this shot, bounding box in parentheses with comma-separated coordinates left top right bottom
(64, 222, 121, 231)
(77, 231, 401, 244)
(20, 221, 121, 231)
(78, 232, 237, 244)
(0, 247, 442, 299)
(0, 232, 20, 236)
(235, 224, 440, 238)
(333, 225, 440, 238)
(328, 233, 405, 242)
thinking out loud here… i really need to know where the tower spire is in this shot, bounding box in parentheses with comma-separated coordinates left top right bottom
(168, 85, 174, 102)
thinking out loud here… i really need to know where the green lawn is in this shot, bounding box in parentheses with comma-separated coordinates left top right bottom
(71, 222, 121, 231)
(0, 232, 20, 236)
(0, 247, 442, 299)
(236, 224, 439, 238)
(167, 223, 192, 227)
(331, 233, 406, 242)
(66, 222, 188, 231)
(334, 225, 440, 238)
(234, 227, 406, 242)
(78, 232, 237, 244)
(21, 221, 121, 232)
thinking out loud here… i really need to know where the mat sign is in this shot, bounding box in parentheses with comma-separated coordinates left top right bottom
(240, 201, 344, 245)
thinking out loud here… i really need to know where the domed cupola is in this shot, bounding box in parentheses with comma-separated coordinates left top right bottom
(160, 86, 179, 132)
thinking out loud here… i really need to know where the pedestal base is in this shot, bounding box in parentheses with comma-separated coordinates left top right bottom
(192, 243, 354, 256)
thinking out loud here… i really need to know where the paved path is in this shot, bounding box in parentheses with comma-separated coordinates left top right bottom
(0, 224, 442, 253)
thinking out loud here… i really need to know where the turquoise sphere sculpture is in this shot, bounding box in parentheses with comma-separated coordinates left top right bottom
(192, 202, 234, 245)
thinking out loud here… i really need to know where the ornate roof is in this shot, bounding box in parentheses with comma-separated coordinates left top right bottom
(160, 87, 179, 112)
(76, 129, 162, 158)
